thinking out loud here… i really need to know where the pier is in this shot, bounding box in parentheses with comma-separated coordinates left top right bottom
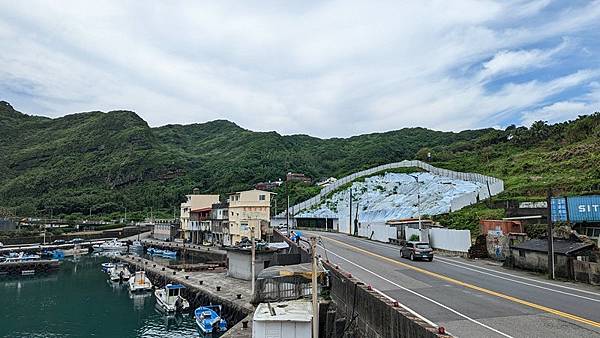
(141, 238, 227, 262)
(0, 259, 60, 276)
(118, 254, 253, 335)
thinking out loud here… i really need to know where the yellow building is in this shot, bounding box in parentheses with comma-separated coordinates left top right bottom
(180, 194, 220, 241)
(228, 189, 273, 245)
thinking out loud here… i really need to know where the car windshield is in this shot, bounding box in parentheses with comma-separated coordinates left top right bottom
(415, 243, 430, 249)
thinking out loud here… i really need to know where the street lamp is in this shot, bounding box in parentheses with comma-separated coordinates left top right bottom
(408, 174, 422, 230)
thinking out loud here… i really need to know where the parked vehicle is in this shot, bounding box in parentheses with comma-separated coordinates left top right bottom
(68, 238, 84, 244)
(400, 241, 433, 261)
(52, 239, 66, 245)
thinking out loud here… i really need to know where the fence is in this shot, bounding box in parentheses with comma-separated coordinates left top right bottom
(276, 160, 504, 218)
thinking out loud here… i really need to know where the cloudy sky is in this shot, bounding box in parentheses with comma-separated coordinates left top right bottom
(1, 1, 599, 137)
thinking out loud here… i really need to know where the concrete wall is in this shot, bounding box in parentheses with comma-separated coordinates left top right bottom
(277, 160, 504, 218)
(325, 260, 451, 338)
(227, 250, 274, 280)
(510, 249, 571, 278)
(357, 221, 396, 242)
(429, 228, 471, 253)
(573, 260, 600, 286)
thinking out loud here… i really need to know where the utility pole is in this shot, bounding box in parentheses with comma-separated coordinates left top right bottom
(286, 194, 290, 236)
(349, 189, 353, 235)
(251, 226, 256, 297)
(310, 236, 319, 338)
(546, 188, 555, 280)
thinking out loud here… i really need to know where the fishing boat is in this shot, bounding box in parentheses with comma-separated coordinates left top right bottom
(130, 240, 144, 252)
(3, 252, 41, 262)
(160, 250, 177, 259)
(147, 247, 177, 259)
(109, 264, 131, 282)
(195, 305, 227, 334)
(128, 270, 153, 292)
(155, 284, 190, 313)
(101, 262, 115, 273)
(93, 240, 127, 252)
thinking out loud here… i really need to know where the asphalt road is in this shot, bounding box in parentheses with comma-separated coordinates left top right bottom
(304, 231, 600, 338)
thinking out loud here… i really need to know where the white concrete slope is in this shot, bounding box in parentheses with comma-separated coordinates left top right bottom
(276, 160, 504, 219)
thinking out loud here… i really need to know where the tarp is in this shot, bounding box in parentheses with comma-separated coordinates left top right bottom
(257, 263, 325, 281)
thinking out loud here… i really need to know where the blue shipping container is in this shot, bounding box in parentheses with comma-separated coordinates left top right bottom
(551, 195, 600, 223)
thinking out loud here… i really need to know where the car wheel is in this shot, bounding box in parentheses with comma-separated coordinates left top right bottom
(427, 257, 433, 262)
(400, 250, 404, 258)
(410, 252, 414, 261)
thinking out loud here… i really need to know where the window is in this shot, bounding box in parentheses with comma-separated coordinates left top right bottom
(259, 194, 266, 201)
(593, 228, 600, 238)
(519, 250, 525, 257)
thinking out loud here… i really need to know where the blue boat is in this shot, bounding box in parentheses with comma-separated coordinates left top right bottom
(160, 250, 177, 259)
(195, 305, 227, 334)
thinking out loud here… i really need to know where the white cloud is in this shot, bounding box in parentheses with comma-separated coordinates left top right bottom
(520, 83, 600, 125)
(0, 0, 599, 137)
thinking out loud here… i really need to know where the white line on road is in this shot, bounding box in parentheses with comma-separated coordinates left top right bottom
(433, 256, 600, 297)
(318, 244, 515, 338)
(324, 232, 600, 300)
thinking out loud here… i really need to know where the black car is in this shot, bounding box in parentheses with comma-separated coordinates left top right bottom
(400, 241, 434, 261)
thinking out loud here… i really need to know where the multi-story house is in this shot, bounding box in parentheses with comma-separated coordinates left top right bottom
(180, 194, 219, 242)
(228, 189, 273, 245)
(210, 202, 229, 246)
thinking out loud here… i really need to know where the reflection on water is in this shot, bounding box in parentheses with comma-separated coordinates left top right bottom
(0, 256, 200, 338)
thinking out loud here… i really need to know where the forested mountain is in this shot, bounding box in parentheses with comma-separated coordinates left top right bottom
(1, 100, 598, 218)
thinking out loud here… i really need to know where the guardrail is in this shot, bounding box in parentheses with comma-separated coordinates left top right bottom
(275, 160, 504, 218)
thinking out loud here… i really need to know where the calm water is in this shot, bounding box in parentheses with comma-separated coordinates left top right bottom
(0, 255, 201, 338)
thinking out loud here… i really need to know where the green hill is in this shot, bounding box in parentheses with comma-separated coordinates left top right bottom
(0, 100, 598, 220)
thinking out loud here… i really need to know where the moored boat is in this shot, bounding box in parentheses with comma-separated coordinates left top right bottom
(93, 240, 127, 252)
(195, 305, 227, 334)
(155, 284, 190, 313)
(109, 264, 131, 282)
(128, 270, 153, 292)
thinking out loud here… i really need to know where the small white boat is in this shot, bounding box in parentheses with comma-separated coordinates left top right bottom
(128, 271, 153, 292)
(93, 240, 127, 252)
(130, 240, 144, 252)
(109, 264, 131, 282)
(155, 284, 190, 313)
(101, 262, 115, 273)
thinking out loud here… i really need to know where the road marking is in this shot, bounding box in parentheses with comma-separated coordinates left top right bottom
(328, 232, 600, 299)
(320, 235, 600, 329)
(434, 257, 600, 302)
(319, 245, 513, 338)
(434, 256, 600, 297)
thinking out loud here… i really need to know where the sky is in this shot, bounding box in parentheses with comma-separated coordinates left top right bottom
(0, 0, 599, 138)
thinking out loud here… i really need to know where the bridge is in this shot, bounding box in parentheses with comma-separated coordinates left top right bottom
(275, 159, 504, 218)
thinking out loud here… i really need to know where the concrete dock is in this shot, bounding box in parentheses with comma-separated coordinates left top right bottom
(118, 254, 253, 330)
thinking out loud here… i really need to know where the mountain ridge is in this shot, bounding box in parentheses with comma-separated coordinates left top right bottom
(0, 101, 598, 218)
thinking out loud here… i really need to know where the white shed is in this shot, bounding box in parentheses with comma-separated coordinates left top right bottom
(252, 300, 312, 338)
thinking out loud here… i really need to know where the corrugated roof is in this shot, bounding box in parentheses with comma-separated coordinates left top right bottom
(511, 239, 594, 255)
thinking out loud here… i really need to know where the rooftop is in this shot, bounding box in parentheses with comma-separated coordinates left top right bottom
(512, 239, 595, 256)
(253, 300, 313, 322)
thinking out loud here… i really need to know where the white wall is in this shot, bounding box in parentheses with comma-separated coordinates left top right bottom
(429, 228, 471, 252)
(357, 221, 396, 242)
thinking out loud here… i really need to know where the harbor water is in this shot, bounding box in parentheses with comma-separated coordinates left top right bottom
(0, 255, 203, 338)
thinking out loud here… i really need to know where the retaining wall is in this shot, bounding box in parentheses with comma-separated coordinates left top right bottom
(277, 160, 504, 218)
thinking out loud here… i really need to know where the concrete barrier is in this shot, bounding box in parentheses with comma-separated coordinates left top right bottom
(324, 261, 451, 338)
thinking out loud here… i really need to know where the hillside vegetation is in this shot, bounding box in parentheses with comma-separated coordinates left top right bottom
(1, 100, 598, 222)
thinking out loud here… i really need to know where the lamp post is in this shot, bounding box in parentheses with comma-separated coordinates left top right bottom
(408, 174, 422, 230)
(310, 236, 318, 338)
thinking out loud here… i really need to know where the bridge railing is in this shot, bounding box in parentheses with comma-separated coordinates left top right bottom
(274, 160, 504, 218)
